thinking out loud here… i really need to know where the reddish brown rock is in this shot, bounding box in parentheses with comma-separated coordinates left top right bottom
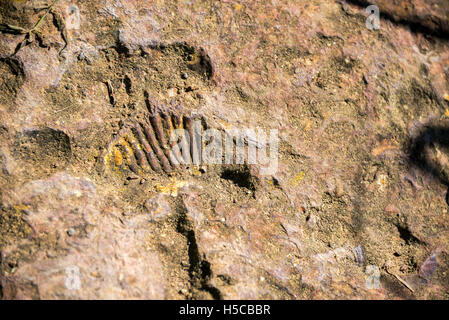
(1, 0, 449, 300)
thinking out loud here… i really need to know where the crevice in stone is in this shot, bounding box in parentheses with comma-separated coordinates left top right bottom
(394, 222, 425, 246)
(221, 165, 256, 191)
(175, 199, 222, 300)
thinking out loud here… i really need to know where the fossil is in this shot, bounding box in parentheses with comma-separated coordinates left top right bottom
(101, 92, 274, 177)
(103, 94, 207, 175)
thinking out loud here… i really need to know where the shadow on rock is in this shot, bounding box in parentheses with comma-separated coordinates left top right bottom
(408, 125, 449, 204)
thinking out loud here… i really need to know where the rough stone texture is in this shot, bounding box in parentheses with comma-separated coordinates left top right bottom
(1, 173, 167, 299)
(1, 0, 449, 299)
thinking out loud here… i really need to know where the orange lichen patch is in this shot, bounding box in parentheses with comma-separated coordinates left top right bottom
(112, 147, 123, 166)
(371, 139, 399, 156)
(152, 208, 162, 216)
(234, 3, 243, 11)
(13, 204, 29, 212)
(164, 117, 175, 137)
(119, 137, 134, 159)
(178, 115, 184, 129)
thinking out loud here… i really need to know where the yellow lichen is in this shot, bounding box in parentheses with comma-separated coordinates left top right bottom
(155, 178, 188, 197)
(442, 108, 449, 119)
(113, 147, 123, 166)
(290, 171, 305, 187)
(119, 138, 135, 165)
(13, 204, 29, 213)
(191, 167, 202, 176)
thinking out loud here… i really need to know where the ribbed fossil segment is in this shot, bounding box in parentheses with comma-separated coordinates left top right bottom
(103, 96, 206, 175)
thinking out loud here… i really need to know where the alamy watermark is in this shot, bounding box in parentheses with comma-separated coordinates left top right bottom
(66, 5, 80, 30)
(65, 266, 81, 291)
(168, 121, 279, 175)
(365, 265, 380, 289)
(366, 5, 380, 30)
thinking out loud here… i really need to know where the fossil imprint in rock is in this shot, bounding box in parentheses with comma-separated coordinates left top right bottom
(102, 91, 279, 177)
(102, 94, 207, 175)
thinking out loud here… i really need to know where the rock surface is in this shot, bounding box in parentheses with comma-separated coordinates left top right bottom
(1, 0, 449, 299)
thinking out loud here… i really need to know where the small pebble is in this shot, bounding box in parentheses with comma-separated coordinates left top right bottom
(67, 228, 75, 236)
(181, 72, 188, 79)
(353, 245, 365, 265)
(419, 253, 438, 280)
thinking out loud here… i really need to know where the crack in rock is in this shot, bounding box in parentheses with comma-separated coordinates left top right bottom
(175, 198, 222, 300)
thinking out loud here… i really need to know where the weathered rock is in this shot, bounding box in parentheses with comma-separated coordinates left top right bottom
(0, 0, 449, 300)
(1, 173, 167, 299)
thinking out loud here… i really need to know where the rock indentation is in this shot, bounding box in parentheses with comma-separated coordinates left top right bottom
(12, 128, 71, 178)
(0, 57, 24, 110)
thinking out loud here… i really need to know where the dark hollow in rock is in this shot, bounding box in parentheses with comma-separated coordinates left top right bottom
(152, 42, 214, 81)
(0, 57, 25, 109)
(220, 165, 256, 191)
(0, 205, 32, 249)
(12, 128, 72, 178)
(408, 125, 449, 205)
